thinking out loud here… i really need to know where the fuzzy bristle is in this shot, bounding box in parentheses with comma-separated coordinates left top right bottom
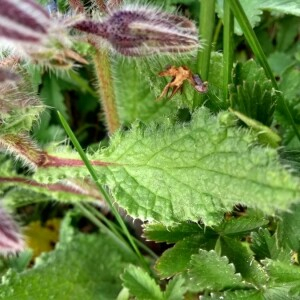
(74, 4, 199, 56)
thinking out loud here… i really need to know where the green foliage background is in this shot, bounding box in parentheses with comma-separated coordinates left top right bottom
(0, 0, 300, 299)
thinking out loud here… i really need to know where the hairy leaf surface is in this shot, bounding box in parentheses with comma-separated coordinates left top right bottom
(35, 108, 300, 225)
(0, 232, 135, 300)
(113, 58, 177, 125)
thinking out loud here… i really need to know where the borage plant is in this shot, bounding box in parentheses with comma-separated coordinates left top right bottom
(0, 0, 300, 299)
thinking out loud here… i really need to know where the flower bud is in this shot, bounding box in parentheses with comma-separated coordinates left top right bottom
(0, 0, 51, 45)
(0, 0, 85, 68)
(74, 5, 199, 56)
(0, 206, 24, 255)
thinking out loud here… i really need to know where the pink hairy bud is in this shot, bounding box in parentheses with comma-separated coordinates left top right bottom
(74, 5, 199, 56)
(0, 0, 50, 45)
(0, 206, 24, 255)
(0, 0, 85, 68)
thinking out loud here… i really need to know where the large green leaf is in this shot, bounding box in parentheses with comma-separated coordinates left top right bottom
(113, 57, 178, 125)
(0, 231, 135, 300)
(35, 108, 300, 225)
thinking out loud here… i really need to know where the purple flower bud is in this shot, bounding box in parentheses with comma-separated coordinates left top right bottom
(0, 0, 86, 67)
(74, 5, 199, 56)
(0, 206, 24, 255)
(0, 0, 50, 45)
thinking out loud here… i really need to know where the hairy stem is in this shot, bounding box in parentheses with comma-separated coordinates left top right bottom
(0, 177, 104, 202)
(68, 0, 85, 13)
(94, 0, 107, 11)
(93, 49, 120, 134)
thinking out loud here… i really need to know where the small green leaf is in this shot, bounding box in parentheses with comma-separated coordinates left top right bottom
(277, 202, 300, 251)
(268, 52, 295, 76)
(251, 228, 282, 260)
(143, 222, 203, 243)
(265, 259, 300, 296)
(280, 69, 300, 103)
(214, 209, 268, 236)
(116, 287, 129, 300)
(229, 60, 276, 126)
(220, 236, 268, 286)
(40, 73, 68, 121)
(188, 249, 247, 292)
(163, 275, 187, 300)
(276, 16, 300, 52)
(121, 265, 163, 300)
(155, 235, 215, 278)
(230, 109, 281, 147)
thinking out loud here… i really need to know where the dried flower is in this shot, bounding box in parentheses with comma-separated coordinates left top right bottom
(0, 205, 24, 255)
(157, 65, 208, 100)
(74, 5, 199, 56)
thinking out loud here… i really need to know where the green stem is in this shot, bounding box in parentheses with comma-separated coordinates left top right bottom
(197, 0, 216, 79)
(75, 202, 133, 256)
(85, 203, 158, 259)
(93, 49, 120, 134)
(58, 111, 150, 272)
(228, 0, 300, 142)
(223, 0, 234, 101)
(194, 0, 216, 109)
(212, 19, 223, 51)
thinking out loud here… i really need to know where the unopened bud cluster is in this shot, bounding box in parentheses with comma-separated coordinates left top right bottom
(74, 5, 199, 56)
